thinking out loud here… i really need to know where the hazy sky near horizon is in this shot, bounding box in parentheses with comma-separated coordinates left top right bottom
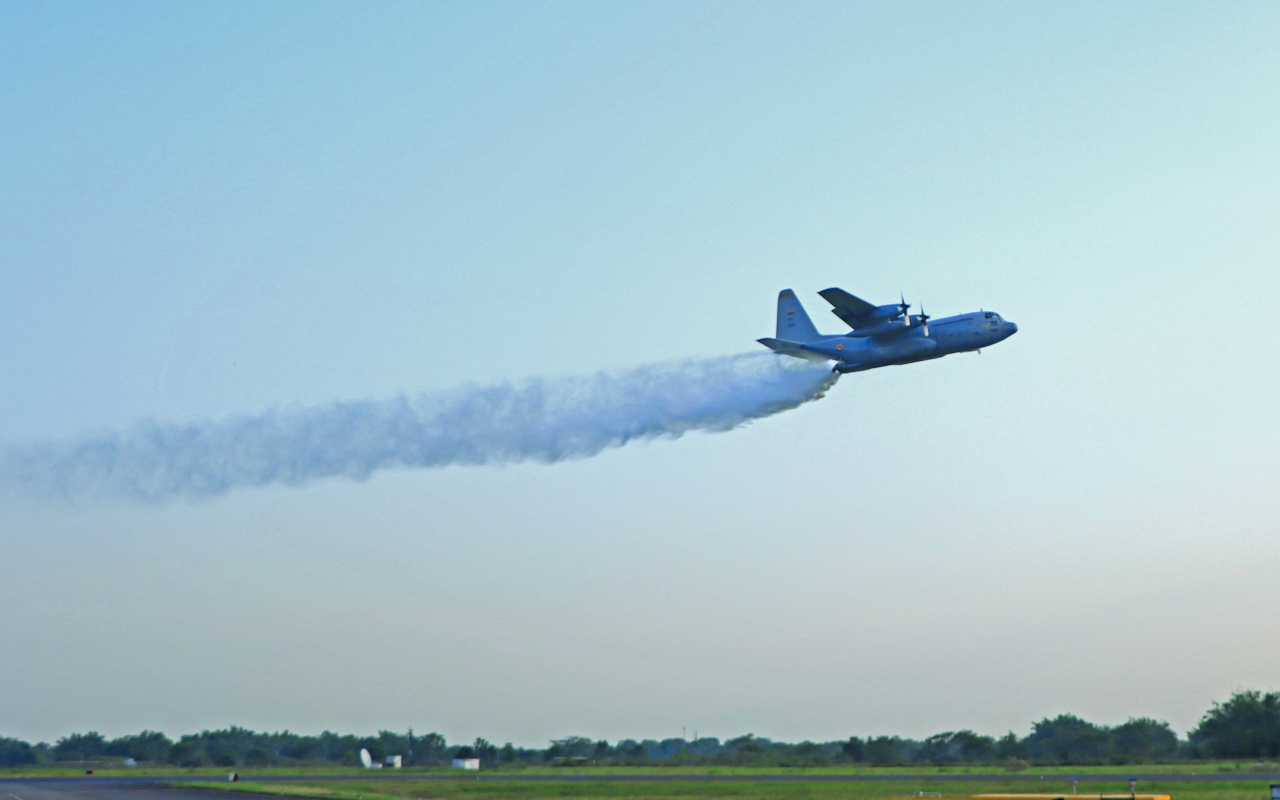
(3, 1, 1280, 747)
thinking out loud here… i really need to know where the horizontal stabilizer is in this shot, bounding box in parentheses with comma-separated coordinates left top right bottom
(756, 337, 830, 362)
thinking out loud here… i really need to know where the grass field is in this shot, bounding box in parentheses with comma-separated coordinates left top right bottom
(181, 775, 1280, 800)
(141, 764, 1280, 800)
(5, 763, 1280, 800)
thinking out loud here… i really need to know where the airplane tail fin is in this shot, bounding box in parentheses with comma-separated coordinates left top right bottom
(776, 289, 821, 342)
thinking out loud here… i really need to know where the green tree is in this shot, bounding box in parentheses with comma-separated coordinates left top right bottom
(726, 734, 765, 754)
(995, 731, 1028, 760)
(953, 730, 996, 762)
(359, 737, 386, 762)
(168, 738, 204, 767)
(1111, 718, 1178, 760)
(549, 737, 596, 759)
(795, 741, 822, 756)
(614, 740, 646, 760)
(423, 733, 448, 764)
(0, 737, 35, 766)
(106, 731, 173, 763)
(474, 738, 498, 765)
(281, 737, 318, 762)
(865, 736, 909, 765)
(54, 732, 106, 761)
(787, 740, 829, 766)
(841, 736, 865, 761)
(919, 731, 995, 763)
(1026, 715, 1110, 763)
(1191, 690, 1280, 758)
(317, 732, 362, 763)
(376, 731, 408, 762)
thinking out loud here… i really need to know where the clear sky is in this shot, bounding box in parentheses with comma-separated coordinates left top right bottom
(3, 1, 1279, 746)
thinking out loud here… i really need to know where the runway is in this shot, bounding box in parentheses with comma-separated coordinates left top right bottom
(0, 781, 230, 800)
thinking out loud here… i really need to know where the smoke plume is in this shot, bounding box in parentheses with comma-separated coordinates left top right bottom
(1, 353, 837, 502)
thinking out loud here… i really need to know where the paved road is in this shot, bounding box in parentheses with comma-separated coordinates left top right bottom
(4, 772, 1280, 798)
(0, 780, 230, 800)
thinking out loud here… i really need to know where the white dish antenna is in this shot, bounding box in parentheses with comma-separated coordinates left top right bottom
(359, 748, 373, 769)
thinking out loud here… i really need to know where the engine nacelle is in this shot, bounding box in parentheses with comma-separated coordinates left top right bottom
(848, 314, 926, 338)
(867, 303, 907, 321)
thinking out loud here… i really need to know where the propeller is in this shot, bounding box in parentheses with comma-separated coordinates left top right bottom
(899, 291, 910, 318)
(918, 303, 930, 336)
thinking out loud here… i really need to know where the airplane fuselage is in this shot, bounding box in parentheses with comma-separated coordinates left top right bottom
(804, 310, 1018, 372)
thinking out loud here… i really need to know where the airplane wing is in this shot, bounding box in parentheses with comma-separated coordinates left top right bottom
(819, 287, 878, 329)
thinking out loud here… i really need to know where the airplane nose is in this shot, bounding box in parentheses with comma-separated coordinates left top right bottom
(1006, 322, 1018, 335)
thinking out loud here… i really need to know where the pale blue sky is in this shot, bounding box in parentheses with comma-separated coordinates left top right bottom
(3, 1, 1279, 745)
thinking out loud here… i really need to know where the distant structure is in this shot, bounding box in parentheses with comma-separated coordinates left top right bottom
(452, 758, 480, 770)
(358, 746, 402, 769)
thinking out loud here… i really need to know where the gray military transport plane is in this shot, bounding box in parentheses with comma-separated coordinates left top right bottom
(758, 287, 1017, 373)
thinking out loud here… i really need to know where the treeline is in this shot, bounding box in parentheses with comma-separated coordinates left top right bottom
(3, 690, 1279, 768)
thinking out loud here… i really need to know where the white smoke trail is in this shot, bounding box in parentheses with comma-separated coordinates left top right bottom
(1, 353, 837, 503)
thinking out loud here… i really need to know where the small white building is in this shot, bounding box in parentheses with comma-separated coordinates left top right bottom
(384, 755, 402, 768)
(452, 758, 480, 770)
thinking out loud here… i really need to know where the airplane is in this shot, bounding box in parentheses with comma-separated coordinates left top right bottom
(758, 287, 1017, 373)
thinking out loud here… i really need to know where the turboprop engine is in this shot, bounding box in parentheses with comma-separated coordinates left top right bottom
(846, 313, 930, 338)
(866, 302, 909, 321)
